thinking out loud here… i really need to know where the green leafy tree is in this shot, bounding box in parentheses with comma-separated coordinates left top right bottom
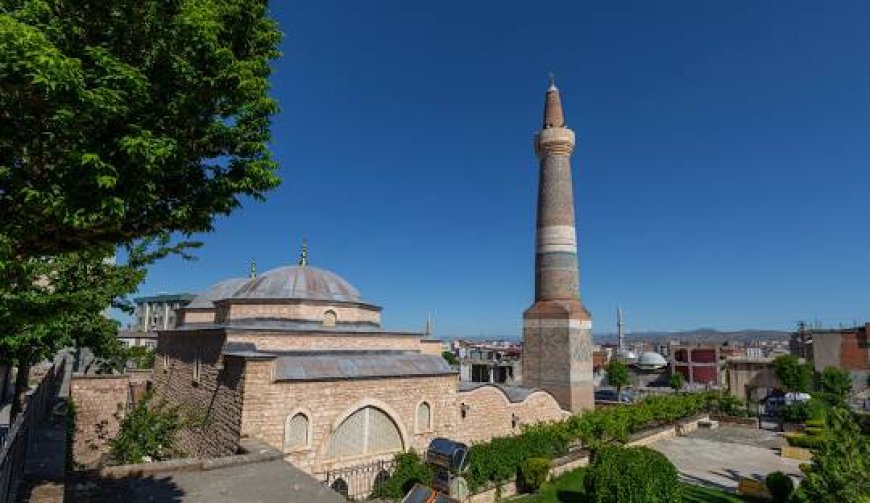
(817, 366, 852, 405)
(441, 351, 458, 366)
(370, 450, 432, 499)
(668, 372, 685, 392)
(792, 408, 870, 503)
(605, 360, 630, 400)
(773, 355, 813, 393)
(0, 0, 282, 259)
(765, 471, 795, 503)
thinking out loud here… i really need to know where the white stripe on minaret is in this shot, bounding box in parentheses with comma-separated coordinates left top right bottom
(537, 225, 577, 254)
(523, 319, 592, 330)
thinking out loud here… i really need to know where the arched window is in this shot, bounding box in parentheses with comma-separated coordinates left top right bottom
(284, 413, 310, 451)
(323, 310, 337, 327)
(330, 478, 349, 497)
(416, 402, 431, 432)
(326, 406, 403, 459)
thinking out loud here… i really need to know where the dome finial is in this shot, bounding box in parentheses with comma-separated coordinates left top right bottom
(250, 258, 257, 278)
(298, 239, 308, 266)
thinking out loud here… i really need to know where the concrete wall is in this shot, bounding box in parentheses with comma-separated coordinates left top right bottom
(70, 375, 130, 468)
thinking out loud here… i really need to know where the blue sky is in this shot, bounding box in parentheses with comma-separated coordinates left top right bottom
(129, 1, 870, 338)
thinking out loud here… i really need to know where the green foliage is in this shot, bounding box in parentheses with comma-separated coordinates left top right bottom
(772, 355, 813, 393)
(0, 0, 282, 260)
(668, 372, 685, 391)
(441, 351, 458, 366)
(464, 392, 714, 492)
(605, 360, 630, 396)
(765, 471, 794, 503)
(817, 366, 852, 406)
(518, 458, 551, 493)
(786, 433, 827, 450)
(583, 446, 681, 503)
(110, 392, 182, 465)
(371, 450, 432, 499)
(710, 393, 748, 417)
(466, 422, 570, 491)
(126, 345, 156, 369)
(792, 408, 870, 503)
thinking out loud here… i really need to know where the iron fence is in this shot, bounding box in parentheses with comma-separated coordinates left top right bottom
(319, 457, 397, 501)
(0, 357, 65, 503)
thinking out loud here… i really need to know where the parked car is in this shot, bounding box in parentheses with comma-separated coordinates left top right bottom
(594, 389, 633, 403)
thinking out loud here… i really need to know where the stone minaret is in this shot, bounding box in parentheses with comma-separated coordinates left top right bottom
(522, 77, 594, 412)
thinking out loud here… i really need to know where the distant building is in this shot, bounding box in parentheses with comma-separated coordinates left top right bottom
(792, 323, 870, 393)
(726, 356, 779, 403)
(117, 330, 158, 349)
(459, 343, 521, 384)
(133, 293, 197, 331)
(671, 345, 722, 387)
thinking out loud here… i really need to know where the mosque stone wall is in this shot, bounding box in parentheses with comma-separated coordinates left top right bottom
(226, 330, 423, 351)
(70, 375, 130, 468)
(225, 301, 381, 326)
(153, 330, 245, 458)
(239, 360, 460, 473)
(453, 386, 566, 445)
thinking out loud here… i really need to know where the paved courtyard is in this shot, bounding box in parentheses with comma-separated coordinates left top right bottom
(651, 426, 803, 492)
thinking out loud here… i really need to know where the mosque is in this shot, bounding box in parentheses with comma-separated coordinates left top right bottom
(152, 80, 592, 485)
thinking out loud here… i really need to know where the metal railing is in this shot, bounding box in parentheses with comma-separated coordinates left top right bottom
(0, 357, 65, 503)
(319, 457, 397, 501)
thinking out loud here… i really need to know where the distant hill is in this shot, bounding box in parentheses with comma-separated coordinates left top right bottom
(593, 328, 792, 345)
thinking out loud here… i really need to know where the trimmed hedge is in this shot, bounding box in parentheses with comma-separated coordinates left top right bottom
(765, 471, 795, 503)
(464, 392, 717, 491)
(583, 446, 681, 503)
(786, 433, 827, 450)
(518, 457, 551, 493)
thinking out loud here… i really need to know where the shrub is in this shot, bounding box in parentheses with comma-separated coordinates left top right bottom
(371, 450, 432, 499)
(518, 458, 551, 493)
(109, 392, 182, 465)
(805, 419, 825, 428)
(782, 402, 810, 423)
(711, 394, 748, 417)
(786, 434, 827, 450)
(765, 471, 794, 503)
(583, 446, 681, 503)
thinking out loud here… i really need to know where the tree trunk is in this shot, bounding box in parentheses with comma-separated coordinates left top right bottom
(9, 355, 32, 422)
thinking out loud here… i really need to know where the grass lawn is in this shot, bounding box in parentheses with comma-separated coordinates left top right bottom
(512, 468, 750, 503)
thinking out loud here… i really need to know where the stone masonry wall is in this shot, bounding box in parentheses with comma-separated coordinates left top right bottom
(152, 330, 245, 458)
(453, 386, 567, 445)
(225, 330, 422, 351)
(240, 359, 459, 474)
(70, 375, 130, 468)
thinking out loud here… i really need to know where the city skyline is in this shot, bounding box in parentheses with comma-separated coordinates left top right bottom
(125, 1, 870, 336)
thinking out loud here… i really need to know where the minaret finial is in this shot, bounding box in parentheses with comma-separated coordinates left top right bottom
(298, 239, 308, 266)
(548, 72, 557, 92)
(542, 74, 565, 129)
(250, 258, 257, 278)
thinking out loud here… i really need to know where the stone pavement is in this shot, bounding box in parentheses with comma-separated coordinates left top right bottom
(66, 458, 346, 503)
(651, 426, 803, 492)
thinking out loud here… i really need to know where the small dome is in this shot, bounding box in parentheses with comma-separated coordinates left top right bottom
(615, 349, 637, 362)
(186, 277, 248, 309)
(636, 352, 668, 369)
(232, 266, 362, 303)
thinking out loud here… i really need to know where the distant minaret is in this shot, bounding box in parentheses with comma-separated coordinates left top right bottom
(617, 306, 625, 352)
(522, 76, 594, 412)
(298, 240, 308, 266)
(250, 258, 257, 278)
(424, 312, 434, 337)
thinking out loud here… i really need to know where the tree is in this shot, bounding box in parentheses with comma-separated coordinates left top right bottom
(441, 351, 458, 366)
(791, 408, 870, 503)
(0, 0, 282, 259)
(1, 244, 152, 419)
(817, 366, 852, 405)
(668, 372, 685, 392)
(773, 355, 812, 393)
(605, 360, 630, 400)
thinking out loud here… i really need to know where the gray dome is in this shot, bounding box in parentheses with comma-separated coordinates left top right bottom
(232, 266, 362, 303)
(186, 277, 248, 309)
(636, 351, 668, 369)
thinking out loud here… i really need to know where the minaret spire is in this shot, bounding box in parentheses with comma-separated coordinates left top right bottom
(250, 258, 257, 278)
(617, 306, 625, 351)
(523, 76, 593, 413)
